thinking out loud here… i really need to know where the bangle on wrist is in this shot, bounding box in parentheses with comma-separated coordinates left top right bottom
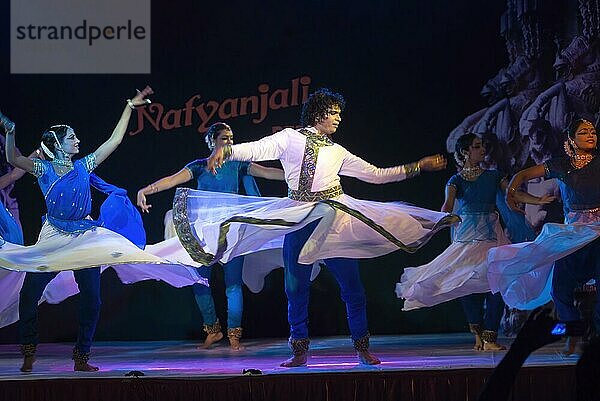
(145, 184, 157, 194)
(127, 97, 152, 110)
(404, 161, 421, 179)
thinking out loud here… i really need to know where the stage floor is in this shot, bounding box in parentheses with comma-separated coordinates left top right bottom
(0, 333, 578, 380)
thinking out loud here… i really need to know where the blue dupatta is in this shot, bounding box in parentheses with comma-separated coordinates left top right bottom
(41, 159, 145, 248)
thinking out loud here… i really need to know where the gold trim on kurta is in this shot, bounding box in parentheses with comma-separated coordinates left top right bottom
(296, 128, 334, 193)
(288, 185, 343, 202)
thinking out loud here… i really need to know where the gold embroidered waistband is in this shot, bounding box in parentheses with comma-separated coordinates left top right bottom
(288, 185, 344, 202)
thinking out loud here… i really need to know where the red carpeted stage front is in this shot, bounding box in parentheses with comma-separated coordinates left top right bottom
(0, 334, 577, 401)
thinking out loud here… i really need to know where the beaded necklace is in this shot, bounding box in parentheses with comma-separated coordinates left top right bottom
(570, 152, 594, 169)
(52, 157, 74, 176)
(459, 166, 484, 180)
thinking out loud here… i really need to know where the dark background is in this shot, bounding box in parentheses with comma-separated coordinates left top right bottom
(0, 0, 508, 343)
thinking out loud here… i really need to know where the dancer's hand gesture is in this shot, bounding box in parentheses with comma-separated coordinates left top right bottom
(418, 154, 447, 171)
(131, 86, 154, 107)
(137, 190, 152, 213)
(207, 147, 225, 174)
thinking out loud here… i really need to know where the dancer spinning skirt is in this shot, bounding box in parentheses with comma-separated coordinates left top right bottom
(172, 127, 457, 269)
(174, 88, 456, 366)
(0, 103, 203, 281)
(396, 134, 547, 311)
(395, 134, 549, 350)
(488, 119, 600, 342)
(0, 91, 206, 372)
(137, 122, 285, 350)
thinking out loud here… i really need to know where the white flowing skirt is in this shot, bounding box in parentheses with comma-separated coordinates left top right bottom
(396, 213, 508, 310)
(164, 208, 318, 293)
(487, 221, 600, 310)
(0, 222, 207, 328)
(0, 221, 204, 275)
(172, 188, 458, 267)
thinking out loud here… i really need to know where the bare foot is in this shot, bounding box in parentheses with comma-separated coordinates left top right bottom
(198, 332, 223, 349)
(20, 355, 35, 373)
(74, 361, 99, 372)
(280, 353, 307, 367)
(357, 349, 381, 365)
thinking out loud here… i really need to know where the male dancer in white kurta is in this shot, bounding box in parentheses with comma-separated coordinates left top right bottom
(206, 88, 449, 366)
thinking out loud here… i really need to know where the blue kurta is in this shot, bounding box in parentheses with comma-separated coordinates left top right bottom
(185, 159, 260, 196)
(448, 169, 534, 243)
(488, 155, 600, 315)
(448, 169, 504, 214)
(545, 156, 600, 219)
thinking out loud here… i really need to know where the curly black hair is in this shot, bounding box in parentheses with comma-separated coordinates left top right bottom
(300, 88, 346, 127)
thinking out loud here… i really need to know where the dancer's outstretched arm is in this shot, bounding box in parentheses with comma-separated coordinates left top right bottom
(339, 152, 447, 184)
(137, 161, 285, 213)
(93, 86, 153, 167)
(0, 149, 42, 189)
(499, 176, 555, 210)
(206, 130, 288, 174)
(505, 165, 549, 212)
(137, 168, 193, 213)
(248, 163, 285, 180)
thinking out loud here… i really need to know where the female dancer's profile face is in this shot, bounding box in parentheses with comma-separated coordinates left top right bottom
(214, 129, 234, 149)
(573, 121, 597, 152)
(465, 137, 485, 164)
(60, 129, 80, 155)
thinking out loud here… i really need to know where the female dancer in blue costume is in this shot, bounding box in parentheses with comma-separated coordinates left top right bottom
(184, 88, 454, 366)
(489, 118, 600, 354)
(396, 133, 553, 351)
(137, 122, 284, 350)
(0, 87, 206, 372)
